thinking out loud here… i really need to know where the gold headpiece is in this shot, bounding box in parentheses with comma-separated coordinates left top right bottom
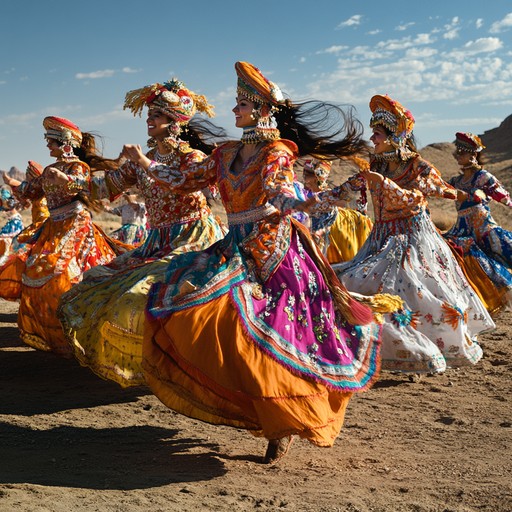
(124, 79, 215, 123)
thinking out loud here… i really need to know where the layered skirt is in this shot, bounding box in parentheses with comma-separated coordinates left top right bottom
(333, 210, 495, 373)
(58, 215, 225, 386)
(143, 220, 382, 445)
(0, 201, 127, 356)
(444, 204, 512, 314)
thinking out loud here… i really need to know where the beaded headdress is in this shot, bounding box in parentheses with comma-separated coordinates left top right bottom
(235, 61, 284, 107)
(303, 159, 331, 187)
(43, 116, 82, 147)
(235, 61, 285, 143)
(369, 95, 415, 160)
(455, 132, 485, 153)
(124, 79, 215, 124)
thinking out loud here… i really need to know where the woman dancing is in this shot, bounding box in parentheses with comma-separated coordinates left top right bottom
(331, 95, 495, 374)
(58, 79, 225, 387)
(0, 117, 127, 356)
(444, 132, 512, 314)
(123, 62, 395, 463)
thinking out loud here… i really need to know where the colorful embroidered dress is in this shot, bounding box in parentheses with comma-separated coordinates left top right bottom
(444, 169, 512, 313)
(108, 201, 148, 246)
(141, 139, 383, 446)
(0, 211, 24, 265)
(331, 156, 495, 373)
(0, 159, 126, 356)
(58, 148, 225, 387)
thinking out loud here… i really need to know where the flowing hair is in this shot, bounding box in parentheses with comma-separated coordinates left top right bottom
(182, 118, 229, 155)
(273, 99, 370, 160)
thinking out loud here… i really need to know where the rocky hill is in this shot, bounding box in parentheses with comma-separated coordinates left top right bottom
(1, 166, 25, 183)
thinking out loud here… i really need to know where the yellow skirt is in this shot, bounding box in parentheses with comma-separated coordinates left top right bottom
(326, 208, 373, 264)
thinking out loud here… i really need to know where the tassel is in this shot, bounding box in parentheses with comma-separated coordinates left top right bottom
(124, 84, 162, 117)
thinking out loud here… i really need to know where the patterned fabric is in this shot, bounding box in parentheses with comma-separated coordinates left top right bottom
(0, 159, 128, 356)
(332, 156, 495, 373)
(109, 202, 147, 246)
(444, 169, 512, 313)
(0, 212, 23, 237)
(0, 213, 24, 265)
(58, 149, 225, 387)
(325, 208, 373, 264)
(92, 148, 211, 228)
(141, 139, 383, 445)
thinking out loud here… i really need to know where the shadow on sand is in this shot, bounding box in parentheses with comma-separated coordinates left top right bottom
(0, 423, 227, 489)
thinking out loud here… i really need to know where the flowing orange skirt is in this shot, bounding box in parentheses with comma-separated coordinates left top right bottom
(144, 293, 352, 446)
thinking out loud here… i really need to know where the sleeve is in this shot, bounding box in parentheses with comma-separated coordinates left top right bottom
(414, 160, 457, 200)
(147, 150, 217, 193)
(261, 149, 306, 213)
(91, 161, 139, 201)
(62, 161, 90, 194)
(478, 171, 512, 208)
(373, 177, 425, 213)
(315, 177, 362, 208)
(12, 174, 45, 202)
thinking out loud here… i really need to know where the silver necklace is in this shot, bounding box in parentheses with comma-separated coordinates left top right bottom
(154, 150, 175, 163)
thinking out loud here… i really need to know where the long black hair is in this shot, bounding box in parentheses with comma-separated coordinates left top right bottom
(273, 99, 370, 159)
(182, 118, 229, 154)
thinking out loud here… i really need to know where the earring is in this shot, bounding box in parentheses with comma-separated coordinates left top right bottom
(60, 141, 75, 159)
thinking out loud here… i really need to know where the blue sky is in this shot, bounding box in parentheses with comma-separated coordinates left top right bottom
(1, 0, 511, 171)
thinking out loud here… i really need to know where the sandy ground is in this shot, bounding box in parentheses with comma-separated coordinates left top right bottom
(1, 296, 511, 512)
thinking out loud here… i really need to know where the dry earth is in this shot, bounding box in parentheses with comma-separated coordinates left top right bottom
(1, 127, 511, 511)
(1, 299, 511, 512)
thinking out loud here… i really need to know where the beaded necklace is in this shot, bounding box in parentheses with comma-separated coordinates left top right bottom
(377, 159, 411, 180)
(154, 150, 176, 163)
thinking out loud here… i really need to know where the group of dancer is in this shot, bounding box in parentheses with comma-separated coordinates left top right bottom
(1, 61, 511, 464)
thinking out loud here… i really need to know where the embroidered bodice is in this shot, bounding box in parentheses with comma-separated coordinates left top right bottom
(449, 169, 512, 212)
(93, 148, 211, 228)
(368, 156, 457, 222)
(14, 159, 91, 210)
(147, 140, 304, 215)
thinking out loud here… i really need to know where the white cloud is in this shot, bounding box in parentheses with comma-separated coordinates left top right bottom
(476, 18, 483, 29)
(121, 67, 141, 74)
(367, 29, 381, 35)
(316, 45, 349, 55)
(405, 47, 438, 58)
(377, 33, 435, 51)
(337, 15, 362, 28)
(443, 29, 460, 40)
(396, 22, 415, 32)
(75, 69, 116, 79)
(462, 37, 503, 55)
(489, 12, 512, 33)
